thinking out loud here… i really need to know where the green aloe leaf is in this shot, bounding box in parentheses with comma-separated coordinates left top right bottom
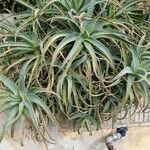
(115, 0, 141, 16)
(27, 93, 58, 126)
(112, 67, 133, 81)
(15, 0, 34, 10)
(87, 38, 115, 68)
(18, 59, 35, 99)
(61, 36, 83, 71)
(6, 102, 24, 128)
(0, 75, 18, 95)
(51, 32, 78, 65)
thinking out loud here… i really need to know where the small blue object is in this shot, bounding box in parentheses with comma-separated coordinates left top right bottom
(117, 127, 128, 137)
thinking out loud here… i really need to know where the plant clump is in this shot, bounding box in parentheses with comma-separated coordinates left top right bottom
(0, 0, 149, 145)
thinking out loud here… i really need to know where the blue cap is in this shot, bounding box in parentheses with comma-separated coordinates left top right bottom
(117, 127, 128, 137)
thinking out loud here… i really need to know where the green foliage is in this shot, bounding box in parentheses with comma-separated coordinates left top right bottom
(0, 60, 56, 145)
(0, 0, 150, 144)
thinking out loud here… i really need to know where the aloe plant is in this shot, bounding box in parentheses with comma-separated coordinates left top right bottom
(0, 0, 149, 143)
(0, 28, 49, 87)
(0, 60, 57, 145)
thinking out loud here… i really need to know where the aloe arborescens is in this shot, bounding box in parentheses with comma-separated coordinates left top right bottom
(0, 0, 149, 143)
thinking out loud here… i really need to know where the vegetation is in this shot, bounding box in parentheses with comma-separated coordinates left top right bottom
(0, 0, 149, 145)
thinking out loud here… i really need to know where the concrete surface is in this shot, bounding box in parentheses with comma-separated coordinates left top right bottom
(0, 126, 150, 150)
